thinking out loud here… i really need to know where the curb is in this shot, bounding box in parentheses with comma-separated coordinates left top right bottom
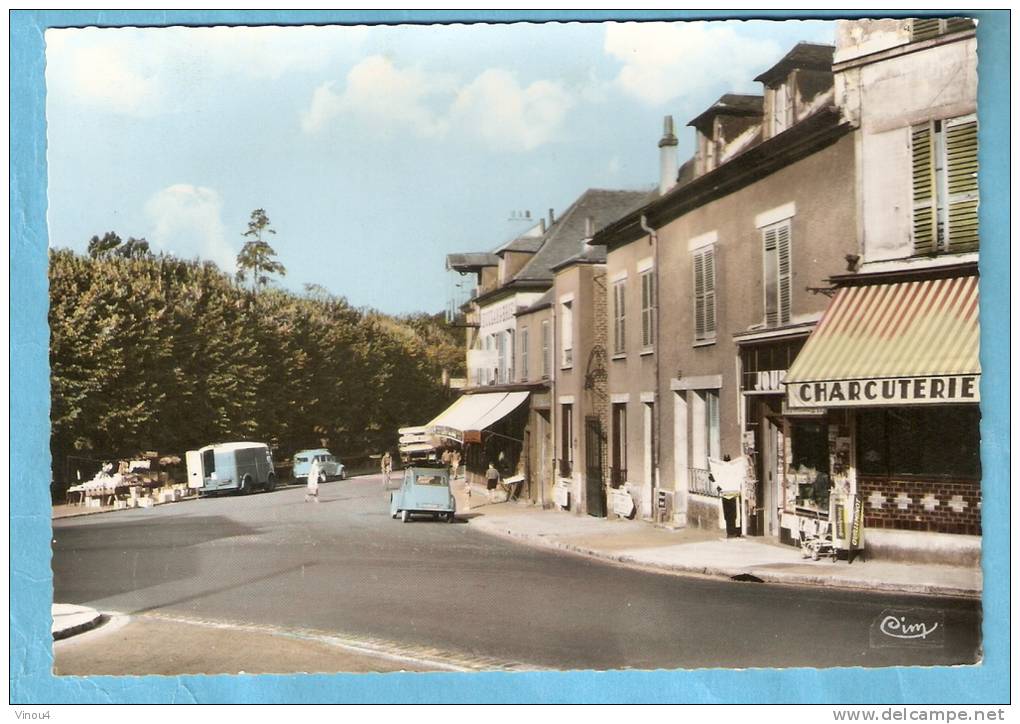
(470, 517, 982, 600)
(52, 605, 107, 640)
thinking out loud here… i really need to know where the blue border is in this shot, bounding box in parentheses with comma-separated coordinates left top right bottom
(10, 9, 1009, 704)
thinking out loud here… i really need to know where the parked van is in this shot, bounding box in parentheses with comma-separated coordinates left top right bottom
(186, 442, 277, 495)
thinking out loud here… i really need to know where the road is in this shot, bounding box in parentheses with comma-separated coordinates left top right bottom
(52, 474, 982, 671)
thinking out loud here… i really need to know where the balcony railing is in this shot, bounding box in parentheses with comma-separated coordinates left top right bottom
(688, 467, 720, 497)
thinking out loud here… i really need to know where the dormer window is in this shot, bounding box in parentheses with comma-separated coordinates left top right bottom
(770, 82, 793, 136)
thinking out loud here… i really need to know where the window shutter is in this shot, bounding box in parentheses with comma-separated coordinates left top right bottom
(764, 227, 778, 327)
(693, 252, 705, 340)
(945, 18, 975, 34)
(776, 223, 792, 325)
(911, 123, 938, 255)
(945, 117, 979, 253)
(641, 273, 650, 348)
(704, 247, 716, 337)
(911, 18, 941, 41)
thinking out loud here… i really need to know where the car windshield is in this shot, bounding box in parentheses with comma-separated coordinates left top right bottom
(414, 475, 447, 487)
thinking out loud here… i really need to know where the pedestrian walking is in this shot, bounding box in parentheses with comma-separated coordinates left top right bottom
(381, 451, 393, 486)
(486, 462, 500, 503)
(451, 450, 462, 479)
(305, 458, 321, 503)
(441, 448, 452, 475)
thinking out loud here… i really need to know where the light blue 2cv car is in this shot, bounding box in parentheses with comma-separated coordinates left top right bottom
(390, 464, 456, 523)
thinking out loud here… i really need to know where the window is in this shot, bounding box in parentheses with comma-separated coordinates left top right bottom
(704, 391, 721, 461)
(202, 449, 215, 475)
(693, 246, 716, 342)
(857, 406, 980, 479)
(691, 389, 720, 468)
(912, 116, 979, 255)
(561, 301, 574, 368)
(910, 17, 975, 42)
(519, 327, 529, 381)
(560, 403, 573, 476)
(506, 330, 514, 384)
(612, 280, 626, 355)
(763, 221, 792, 327)
(496, 332, 507, 384)
(640, 270, 656, 350)
(611, 403, 627, 486)
(541, 320, 550, 379)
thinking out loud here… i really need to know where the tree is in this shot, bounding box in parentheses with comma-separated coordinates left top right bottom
(87, 232, 122, 259)
(236, 208, 286, 289)
(118, 237, 151, 259)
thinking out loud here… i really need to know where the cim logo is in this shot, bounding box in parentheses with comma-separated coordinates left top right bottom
(755, 369, 786, 392)
(870, 609, 945, 648)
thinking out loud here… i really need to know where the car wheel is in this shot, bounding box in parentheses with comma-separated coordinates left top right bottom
(265, 475, 277, 493)
(340, 469, 347, 480)
(446, 512, 455, 523)
(239, 476, 251, 495)
(401, 509, 409, 523)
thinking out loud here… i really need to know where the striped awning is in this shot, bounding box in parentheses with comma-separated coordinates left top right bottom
(785, 275, 979, 408)
(426, 391, 529, 443)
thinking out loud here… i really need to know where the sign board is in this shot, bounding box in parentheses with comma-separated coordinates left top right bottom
(554, 483, 571, 509)
(612, 490, 635, 517)
(786, 374, 979, 408)
(462, 430, 482, 444)
(657, 490, 668, 510)
(849, 494, 865, 563)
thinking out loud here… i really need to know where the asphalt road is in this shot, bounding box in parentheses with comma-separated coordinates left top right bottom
(52, 474, 982, 670)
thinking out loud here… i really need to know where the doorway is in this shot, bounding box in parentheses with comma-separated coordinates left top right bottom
(584, 415, 607, 517)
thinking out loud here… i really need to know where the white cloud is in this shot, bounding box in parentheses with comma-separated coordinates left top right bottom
(301, 55, 454, 136)
(302, 58, 572, 152)
(604, 21, 780, 105)
(46, 25, 369, 116)
(144, 185, 235, 271)
(449, 69, 573, 151)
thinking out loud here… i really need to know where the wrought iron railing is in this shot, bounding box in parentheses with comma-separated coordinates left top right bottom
(688, 467, 720, 497)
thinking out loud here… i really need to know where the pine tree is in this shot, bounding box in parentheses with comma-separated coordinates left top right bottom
(235, 208, 286, 289)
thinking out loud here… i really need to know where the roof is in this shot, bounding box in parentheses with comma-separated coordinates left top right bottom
(595, 106, 850, 252)
(294, 448, 330, 457)
(688, 94, 763, 131)
(517, 288, 555, 315)
(200, 442, 268, 453)
(512, 188, 655, 284)
(754, 42, 835, 86)
(551, 242, 606, 273)
(446, 252, 499, 272)
(501, 235, 545, 254)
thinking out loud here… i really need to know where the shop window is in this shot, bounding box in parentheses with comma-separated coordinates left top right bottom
(763, 221, 792, 327)
(857, 406, 981, 479)
(612, 279, 626, 355)
(693, 246, 716, 342)
(912, 116, 979, 255)
(788, 419, 831, 511)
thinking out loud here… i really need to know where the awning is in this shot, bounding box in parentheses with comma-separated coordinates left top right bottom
(426, 391, 530, 443)
(785, 275, 979, 408)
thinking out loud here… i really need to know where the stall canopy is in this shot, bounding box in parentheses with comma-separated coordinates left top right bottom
(785, 275, 979, 408)
(427, 391, 529, 443)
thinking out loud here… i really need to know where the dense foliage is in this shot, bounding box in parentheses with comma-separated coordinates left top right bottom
(49, 248, 464, 492)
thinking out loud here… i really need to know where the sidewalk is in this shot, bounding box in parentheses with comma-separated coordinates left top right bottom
(454, 481, 981, 599)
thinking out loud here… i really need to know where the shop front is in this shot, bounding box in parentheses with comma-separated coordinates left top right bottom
(784, 270, 981, 561)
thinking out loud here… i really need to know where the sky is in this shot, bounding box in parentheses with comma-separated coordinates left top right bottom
(45, 19, 836, 316)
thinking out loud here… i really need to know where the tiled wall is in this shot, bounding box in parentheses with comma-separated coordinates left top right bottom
(858, 476, 981, 535)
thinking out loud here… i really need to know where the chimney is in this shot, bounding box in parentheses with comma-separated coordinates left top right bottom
(539, 217, 547, 233)
(548, 208, 555, 228)
(659, 115, 679, 196)
(584, 215, 594, 239)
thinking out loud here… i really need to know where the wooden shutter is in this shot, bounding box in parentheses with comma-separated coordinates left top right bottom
(641, 273, 651, 348)
(911, 18, 941, 41)
(945, 18, 975, 34)
(911, 123, 938, 254)
(945, 117, 979, 253)
(614, 282, 625, 354)
(704, 248, 716, 337)
(776, 223, 792, 325)
(693, 252, 706, 340)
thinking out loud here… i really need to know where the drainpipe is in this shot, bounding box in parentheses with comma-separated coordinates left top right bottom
(549, 294, 557, 511)
(639, 214, 662, 522)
